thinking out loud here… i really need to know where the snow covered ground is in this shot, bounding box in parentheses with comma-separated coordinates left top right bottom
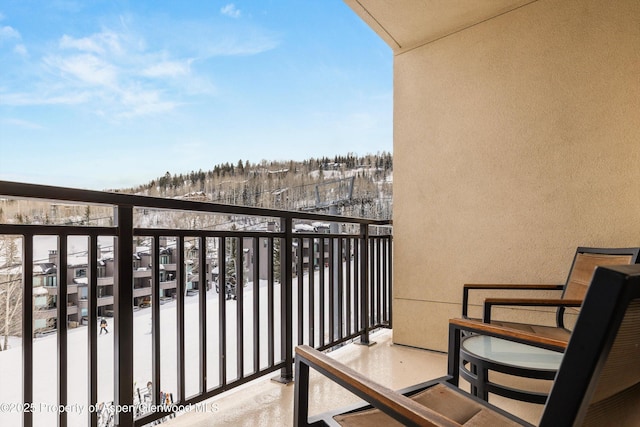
(0, 267, 348, 427)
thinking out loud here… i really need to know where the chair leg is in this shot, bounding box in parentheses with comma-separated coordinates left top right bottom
(470, 363, 479, 396)
(447, 323, 462, 386)
(294, 357, 311, 427)
(473, 364, 489, 401)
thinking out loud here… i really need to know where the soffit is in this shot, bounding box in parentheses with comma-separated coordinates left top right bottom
(345, 0, 535, 53)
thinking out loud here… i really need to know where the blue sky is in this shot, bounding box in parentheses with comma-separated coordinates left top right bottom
(0, 1, 392, 190)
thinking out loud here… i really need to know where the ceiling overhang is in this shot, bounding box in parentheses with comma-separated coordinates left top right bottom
(344, 0, 536, 53)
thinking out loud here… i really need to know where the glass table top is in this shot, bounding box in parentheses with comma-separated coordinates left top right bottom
(461, 335, 563, 370)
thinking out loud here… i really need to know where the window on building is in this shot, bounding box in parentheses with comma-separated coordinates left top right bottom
(34, 296, 47, 309)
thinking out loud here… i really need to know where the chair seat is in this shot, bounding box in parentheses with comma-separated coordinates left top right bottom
(333, 383, 522, 427)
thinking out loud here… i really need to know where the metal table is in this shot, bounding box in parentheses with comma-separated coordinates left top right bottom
(459, 334, 563, 404)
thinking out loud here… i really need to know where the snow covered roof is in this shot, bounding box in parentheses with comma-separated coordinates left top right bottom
(33, 263, 56, 275)
(136, 246, 151, 255)
(99, 251, 114, 261)
(294, 224, 316, 232)
(175, 191, 210, 201)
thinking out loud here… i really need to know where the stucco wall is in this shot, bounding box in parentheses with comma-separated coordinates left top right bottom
(393, 0, 640, 351)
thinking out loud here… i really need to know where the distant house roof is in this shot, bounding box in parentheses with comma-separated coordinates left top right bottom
(175, 191, 210, 202)
(33, 262, 56, 275)
(136, 246, 151, 255)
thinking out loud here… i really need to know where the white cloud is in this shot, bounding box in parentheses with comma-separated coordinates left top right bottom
(0, 91, 90, 106)
(116, 88, 179, 118)
(34, 30, 188, 119)
(1, 24, 27, 56)
(204, 33, 279, 56)
(220, 4, 241, 18)
(13, 43, 28, 56)
(181, 74, 217, 96)
(59, 34, 104, 54)
(0, 25, 20, 40)
(2, 14, 277, 121)
(142, 60, 191, 78)
(1, 118, 44, 129)
(45, 53, 118, 87)
(59, 31, 123, 55)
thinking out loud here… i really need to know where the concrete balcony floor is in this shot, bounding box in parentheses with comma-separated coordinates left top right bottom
(165, 329, 544, 426)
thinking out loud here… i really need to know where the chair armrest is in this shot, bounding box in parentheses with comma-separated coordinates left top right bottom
(464, 284, 565, 290)
(294, 345, 459, 427)
(462, 284, 564, 317)
(483, 298, 582, 323)
(449, 318, 568, 350)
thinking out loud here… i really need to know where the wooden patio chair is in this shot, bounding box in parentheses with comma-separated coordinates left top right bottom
(461, 247, 640, 349)
(294, 264, 640, 426)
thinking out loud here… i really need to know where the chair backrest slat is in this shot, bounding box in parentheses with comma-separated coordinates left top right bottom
(587, 301, 640, 404)
(541, 265, 640, 427)
(578, 300, 640, 426)
(563, 253, 635, 301)
(581, 382, 640, 427)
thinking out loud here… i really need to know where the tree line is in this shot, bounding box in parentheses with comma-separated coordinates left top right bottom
(128, 152, 393, 220)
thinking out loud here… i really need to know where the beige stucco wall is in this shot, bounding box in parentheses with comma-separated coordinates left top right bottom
(392, 0, 640, 351)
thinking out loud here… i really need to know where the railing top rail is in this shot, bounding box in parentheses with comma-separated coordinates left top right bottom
(0, 180, 391, 226)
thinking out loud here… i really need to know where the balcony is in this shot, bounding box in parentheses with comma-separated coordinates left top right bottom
(98, 277, 114, 287)
(0, 0, 632, 424)
(133, 269, 152, 279)
(0, 180, 391, 427)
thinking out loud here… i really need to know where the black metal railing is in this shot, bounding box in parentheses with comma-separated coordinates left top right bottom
(0, 180, 392, 427)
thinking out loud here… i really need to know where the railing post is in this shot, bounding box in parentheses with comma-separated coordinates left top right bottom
(357, 224, 375, 346)
(58, 236, 68, 427)
(219, 237, 227, 387)
(89, 236, 99, 427)
(387, 234, 393, 329)
(176, 237, 186, 401)
(151, 238, 161, 406)
(22, 235, 34, 427)
(275, 217, 294, 383)
(198, 235, 208, 395)
(114, 205, 134, 426)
